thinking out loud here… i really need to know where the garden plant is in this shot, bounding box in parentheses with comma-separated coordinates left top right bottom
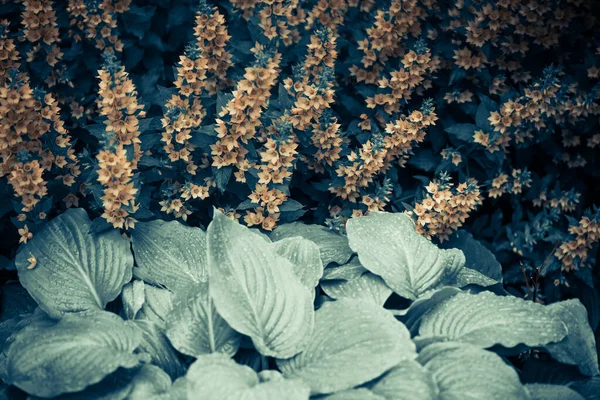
(0, 0, 599, 398)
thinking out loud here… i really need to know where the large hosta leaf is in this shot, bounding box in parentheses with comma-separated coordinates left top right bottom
(186, 354, 309, 400)
(131, 220, 208, 292)
(132, 320, 186, 380)
(277, 299, 417, 394)
(207, 211, 314, 358)
(346, 212, 465, 300)
(7, 311, 144, 398)
(270, 222, 354, 266)
(418, 291, 567, 348)
(272, 237, 324, 293)
(417, 342, 530, 399)
(15, 208, 133, 318)
(369, 360, 437, 400)
(321, 273, 392, 306)
(165, 285, 240, 358)
(545, 299, 599, 376)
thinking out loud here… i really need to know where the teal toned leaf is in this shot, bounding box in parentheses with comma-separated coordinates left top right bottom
(122, 280, 146, 320)
(7, 311, 144, 398)
(15, 208, 133, 318)
(127, 365, 172, 400)
(400, 287, 462, 334)
(526, 384, 584, 400)
(277, 299, 417, 394)
(440, 230, 502, 281)
(131, 220, 208, 292)
(346, 212, 465, 300)
(418, 342, 529, 400)
(321, 257, 367, 281)
(270, 222, 354, 266)
(369, 360, 437, 400)
(272, 237, 324, 293)
(321, 273, 392, 306)
(545, 299, 599, 376)
(138, 285, 174, 327)
(165, 285, 240, 358)
(454, 267, 499, 287)
(186, 354, 309, 400)
(132, 320, 186, 380)
(418, 291, 568, 348)
(207, 211, 314, 358)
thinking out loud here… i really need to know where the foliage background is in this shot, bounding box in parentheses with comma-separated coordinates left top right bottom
(1, 0, 600, 341)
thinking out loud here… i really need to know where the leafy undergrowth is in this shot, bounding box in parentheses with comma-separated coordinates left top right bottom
(0, 209, 597, 399)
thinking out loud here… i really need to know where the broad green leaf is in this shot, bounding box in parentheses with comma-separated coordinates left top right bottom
(165, 285, 240, 358)
(133, 320, 186, 380)
(270, 222, 354, 266)
(207, 211, 314, 358)
(400, 287, 462, 334)
(526, 384, 584, 400)
(122, 280, 146, 320)
(7, 311, 144, 398)
(418, 342, 529, 400)
(186, 354, 309, 400)
(131, 220, 208, 291)
(418, 291, 568, 348)
(440, 230, 502, 281)
(321, 273, 392, 306)
(138, 285, 174, 327)
(369, 360, 437, 400)
(545, 299, 600, 376)
(15, 209, 133, 318)
(127, 365, 172, 400)
(321, 257, 367, 281)
(277, 298, 417, 394)
(346, 212, 465, 300)
(272, 237, 324, 293)
(453, 267, 498, 287)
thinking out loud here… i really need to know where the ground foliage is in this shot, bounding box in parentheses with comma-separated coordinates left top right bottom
(0, 0, 600, 397)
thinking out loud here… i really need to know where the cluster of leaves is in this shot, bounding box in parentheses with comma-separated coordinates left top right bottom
(0, 209, 598, 398)
(1, 0, 600, 381)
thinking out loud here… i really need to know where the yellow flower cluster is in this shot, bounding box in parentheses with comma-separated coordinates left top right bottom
(488, 169, 532, 199)
(407, 176, 482, 241)
(256, 0, 305, 46)
(0, 20, 20, 82)
(67, 0, 130, 51)
(555, 216, 600, 271)
(533, 189, 580, 213)
(364, 48, 440, 115)
(1, 72, 79, 216)
(211, 44, 281, 172)
(95, 53, 144, 229)
(21, 0, 62, 67)
(305, 0, 350, 32)
(192, 7, 233, 95)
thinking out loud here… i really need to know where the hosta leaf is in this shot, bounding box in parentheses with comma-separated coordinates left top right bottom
(7, 311, 144, 398)
(207, 211, 314, 358)
(165, 285, 240, 358)
(526, 384, 585, 400)
(138, 285, 174, 327)
(277, 299, 417, 394)
(346, 212, 465, 300)
(272, 237, 324, 293)
(400, 287, 462, 334)
(122, 280, 146, 320)
(545, 299, 599, 376)
(321, 257, 367, 281)
(132, 320, 186, 380)
(418, 342, 529, 399)
(369, 360, 437, 400)
(454, 267, 499, 287)
(321, 273, 392, 306)
(418, 291, 568, 348)
(131, 220, 208, 291)
(270, 222, 354, 266)
(186, 354, 310, 400)
(15, 208, 133, 318)
(127, 365, 172, 400)
(440, 230, 502, 281)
